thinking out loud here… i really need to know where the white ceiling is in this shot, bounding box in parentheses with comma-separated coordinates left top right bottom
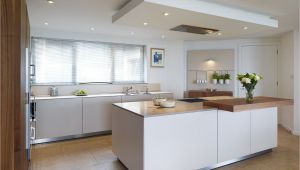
(27, 0, 298, 41)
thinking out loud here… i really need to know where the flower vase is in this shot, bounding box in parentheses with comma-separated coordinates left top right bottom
(246, 90, 254, 103)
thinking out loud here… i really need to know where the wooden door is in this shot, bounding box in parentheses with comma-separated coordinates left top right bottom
(0, 0, 30, 169)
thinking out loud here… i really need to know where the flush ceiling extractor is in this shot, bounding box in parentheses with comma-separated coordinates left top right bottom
(170, 25, 219, 35)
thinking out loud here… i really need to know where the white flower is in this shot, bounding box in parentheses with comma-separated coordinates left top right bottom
(254, 75, 261, 81)
(241, 78, 251, 84)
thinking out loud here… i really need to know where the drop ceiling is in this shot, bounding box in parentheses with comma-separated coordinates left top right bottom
(27, 0, 298, 41)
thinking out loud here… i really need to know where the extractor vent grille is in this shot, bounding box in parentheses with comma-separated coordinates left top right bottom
(170, 25, 219, 35)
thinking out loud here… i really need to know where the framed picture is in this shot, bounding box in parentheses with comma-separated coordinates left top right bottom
(151, 48, 165, 67)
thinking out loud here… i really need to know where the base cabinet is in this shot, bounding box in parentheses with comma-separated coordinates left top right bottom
(218, 110, 251, 162)
(36, 98, 82, 139)
(83, 96, 121, 133)
(251, 107, 277, 153)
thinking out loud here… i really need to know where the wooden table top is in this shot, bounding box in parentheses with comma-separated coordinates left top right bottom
(113, 101, 216, 117)
(203, 96, 293, 112)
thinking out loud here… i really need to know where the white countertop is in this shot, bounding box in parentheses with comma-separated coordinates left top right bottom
(32, 91, 172, 100)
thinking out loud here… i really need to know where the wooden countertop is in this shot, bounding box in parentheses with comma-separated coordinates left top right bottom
(113, 101, 216, 118)
(203, 96, 293, 112)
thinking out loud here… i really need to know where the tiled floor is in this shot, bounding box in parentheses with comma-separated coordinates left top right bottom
(31, 127, 299, 170)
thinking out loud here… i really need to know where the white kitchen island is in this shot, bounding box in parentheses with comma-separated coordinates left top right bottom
(112, 97, 293, 170)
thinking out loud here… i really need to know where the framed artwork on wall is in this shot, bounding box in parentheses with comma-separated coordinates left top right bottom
(151, 48, 165, 67)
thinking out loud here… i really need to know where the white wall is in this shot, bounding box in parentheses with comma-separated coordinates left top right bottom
(186, 49, 235, 92)
(278, 31, 295, 132)
(31, 28, 185, 99)
(184, 38, 280, 97)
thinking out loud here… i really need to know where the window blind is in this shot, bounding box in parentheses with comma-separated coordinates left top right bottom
(32, 38, 74, 84)
(113, 44, 145, 83)
(31, 37, 145, 84)
(75, 42, 112, 83)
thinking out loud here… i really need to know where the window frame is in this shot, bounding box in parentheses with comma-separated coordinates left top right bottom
(31, 37, 147, 85)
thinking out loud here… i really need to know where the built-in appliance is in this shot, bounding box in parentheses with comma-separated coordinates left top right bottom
(25, 48, 36, 161)
(178, 98, 207, 103)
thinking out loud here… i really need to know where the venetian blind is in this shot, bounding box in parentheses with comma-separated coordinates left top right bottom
(32, 38, 74, 84)
(31, 37, 145, 84)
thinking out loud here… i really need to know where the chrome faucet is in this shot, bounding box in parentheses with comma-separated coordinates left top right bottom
(144, 86, 149, 94)
(124, 86, 133, 95)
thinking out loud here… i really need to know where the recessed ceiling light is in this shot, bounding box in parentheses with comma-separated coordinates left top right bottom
(90, 27, 95, 31)
(47, 0, 54, 4)
(143, 22, 148, 26)
(44, 22, 49, 26)
(163, 12, 169, 16)
(243, 26, 248, 30)
(161, 35, 165, 39)
(131, 32, 135, 35)
(217, 32, 222, 36)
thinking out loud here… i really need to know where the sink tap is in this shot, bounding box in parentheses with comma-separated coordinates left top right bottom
(144, 86, 149, 94)
(125, 86, 133, 95)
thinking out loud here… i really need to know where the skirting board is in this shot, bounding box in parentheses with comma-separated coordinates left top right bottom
(200, 149, 272, 170)
(32, 131, 112, 144)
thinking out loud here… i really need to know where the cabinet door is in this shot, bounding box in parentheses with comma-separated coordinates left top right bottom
(251, 107, 277, 153)
(83, 96, 121, 133)
(36, 98, 82, 139)
(218, 110, 251, 162)
(144, 110, 218, 170)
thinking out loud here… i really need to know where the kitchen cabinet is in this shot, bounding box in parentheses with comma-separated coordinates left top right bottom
(35, 98, 82, 139)
(251, 107, 277, 153)
(83, 96, 121, 133)
(34, 92, 173, 141)
(217, 110, 251, 162)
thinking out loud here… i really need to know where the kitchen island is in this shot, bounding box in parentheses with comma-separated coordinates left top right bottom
(112, 97, 293, 170)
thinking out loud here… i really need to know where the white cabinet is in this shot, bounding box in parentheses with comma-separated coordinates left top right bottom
(144, 110, 218, 170)
(82, 96, 121, 133)
(36, 98, 82, 139)
(218, 110, 251, 162)
(251, 107, 277, 153)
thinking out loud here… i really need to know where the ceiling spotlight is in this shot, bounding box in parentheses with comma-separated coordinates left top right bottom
(47, 0, 54, 4)
(163, 12, 169, 16)
(44, 22, 49, 26)
(243, 26, 248, 30)
(217, 32, 222, 36)
(90, 27, 95, 31)
(161, 35, 165, 39)
(131, 32, 135, 35)
(143, 22, 148, 26)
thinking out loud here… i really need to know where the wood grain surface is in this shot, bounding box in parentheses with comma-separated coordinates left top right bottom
(0, 0, 29, 169)
(204, 96, 293, 112)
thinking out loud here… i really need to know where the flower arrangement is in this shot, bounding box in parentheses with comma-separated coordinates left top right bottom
(237, 73, 263, 103)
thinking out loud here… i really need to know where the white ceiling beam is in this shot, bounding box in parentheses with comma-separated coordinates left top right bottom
(113, 0, 278, 28)
(112, 0, 144, 23)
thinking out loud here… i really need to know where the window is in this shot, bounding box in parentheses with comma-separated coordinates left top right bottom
(31, 37, 145, 84)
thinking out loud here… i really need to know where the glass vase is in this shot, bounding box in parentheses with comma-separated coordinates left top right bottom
(245, 90, 254, 103)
